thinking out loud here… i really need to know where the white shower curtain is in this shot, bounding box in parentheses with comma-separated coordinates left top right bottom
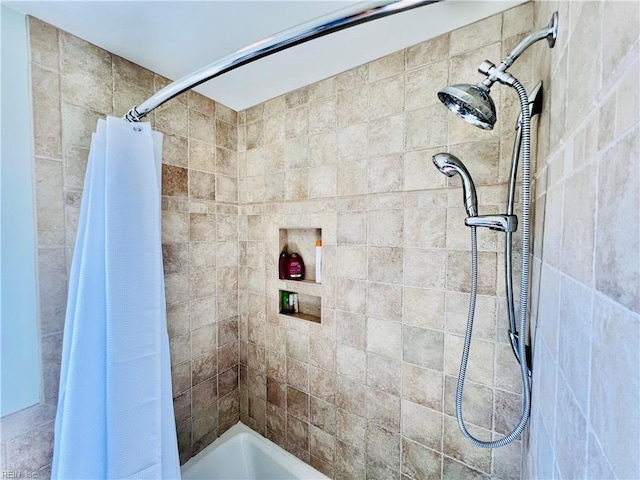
(52, 117, 180, 479)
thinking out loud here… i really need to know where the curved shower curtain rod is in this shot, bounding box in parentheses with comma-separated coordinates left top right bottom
(124, 0, 441, 122)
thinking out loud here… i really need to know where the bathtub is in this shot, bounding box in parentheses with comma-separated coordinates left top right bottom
(181, 422, 329, 480)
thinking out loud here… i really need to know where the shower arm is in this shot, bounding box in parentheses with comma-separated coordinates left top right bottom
(123, 0, 440, 122)
(479, 11, 558, 90)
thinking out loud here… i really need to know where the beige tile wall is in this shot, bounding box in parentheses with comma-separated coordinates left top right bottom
(9, 2, 634, 478)
(0, 17, 239, 474)
(526, 1, 640, 479)
(236, 4, 538, 478)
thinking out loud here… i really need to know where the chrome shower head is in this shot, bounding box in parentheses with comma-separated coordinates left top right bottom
(438, 83, 496, 130)
(438, 12, 558, 134)
(432, 153, 478, 217)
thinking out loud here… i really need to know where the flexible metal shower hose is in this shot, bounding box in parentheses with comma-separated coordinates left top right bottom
(455, 79, 532, 448)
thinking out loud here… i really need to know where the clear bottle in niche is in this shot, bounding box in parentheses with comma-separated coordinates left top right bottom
(315, 240, 322, 284)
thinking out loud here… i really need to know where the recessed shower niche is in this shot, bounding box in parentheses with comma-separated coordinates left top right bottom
(278, 290, 321, 323)
(278, 227, 321, 282)
(277, 227, 322, 323)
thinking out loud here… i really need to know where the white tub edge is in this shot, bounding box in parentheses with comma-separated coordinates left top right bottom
(181, 422, 330, 479)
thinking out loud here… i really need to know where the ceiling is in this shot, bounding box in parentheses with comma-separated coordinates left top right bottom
(5, 1, 525, 111)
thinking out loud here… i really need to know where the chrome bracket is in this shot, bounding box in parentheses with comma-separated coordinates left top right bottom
(479, 60, 516, 87)
(508, 330, 532, 377)
(465, 214, 518, 232)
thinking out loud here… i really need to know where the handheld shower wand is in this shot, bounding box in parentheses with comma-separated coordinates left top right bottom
(432, 153, 478, 217)
(432, 153, 518, 233)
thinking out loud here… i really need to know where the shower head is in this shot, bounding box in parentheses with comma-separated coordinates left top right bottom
(432, 153, 478, 217)
(438, 12, 558, 132)
(438, 83, 496, 130)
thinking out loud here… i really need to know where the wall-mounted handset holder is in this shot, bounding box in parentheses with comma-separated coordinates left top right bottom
(465, 214, 518, 233)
